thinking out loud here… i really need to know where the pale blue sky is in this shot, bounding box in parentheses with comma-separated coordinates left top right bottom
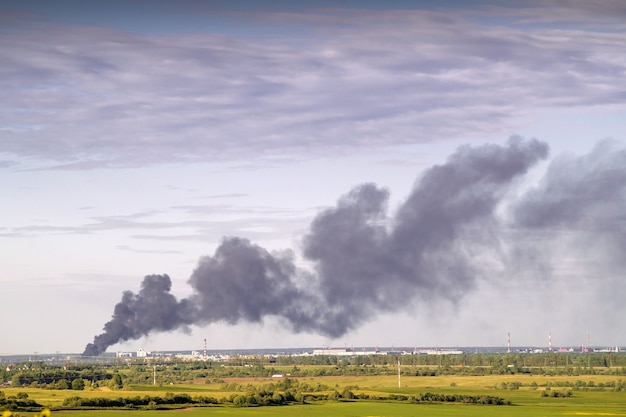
(2, 0, 626, 355)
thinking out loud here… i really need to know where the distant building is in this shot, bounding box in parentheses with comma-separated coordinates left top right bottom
(312, 348, 352, 356)
(174, 351, 204, 361)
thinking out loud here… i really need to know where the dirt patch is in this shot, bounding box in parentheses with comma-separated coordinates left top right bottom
(220, 377, 273, 383)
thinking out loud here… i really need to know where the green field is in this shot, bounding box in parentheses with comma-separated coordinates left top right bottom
(4, 372, 626, 416)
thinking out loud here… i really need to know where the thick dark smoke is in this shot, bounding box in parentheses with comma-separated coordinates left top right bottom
(83, 275, 196, 356)
(300, 137, 550, 335)
(84, 137, 626, 355)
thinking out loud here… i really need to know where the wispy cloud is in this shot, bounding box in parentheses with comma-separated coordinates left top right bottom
(4, 204, 312, 243)
(2, 3, 625, 169)
(475, 0, 626, 29)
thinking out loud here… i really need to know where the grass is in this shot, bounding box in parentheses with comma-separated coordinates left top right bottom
(20, 400, 626, 417)
(4, 373, 626, 416)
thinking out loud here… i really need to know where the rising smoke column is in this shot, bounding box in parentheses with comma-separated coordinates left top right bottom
(83, 240, 303, 356)
(187, 237, 302, 326)
(301, 136, 550, 336)
(83, 274, 196, 356)
(83, 137, 549, 355)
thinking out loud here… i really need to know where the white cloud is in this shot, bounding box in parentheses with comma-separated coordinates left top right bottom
(1, 5, 625, 169)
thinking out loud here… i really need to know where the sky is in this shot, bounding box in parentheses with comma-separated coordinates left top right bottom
(2, 0, 626, 355)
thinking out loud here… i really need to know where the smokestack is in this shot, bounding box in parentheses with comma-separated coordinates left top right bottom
(549, 332, 552, 352)
(82, 138, 626, 354)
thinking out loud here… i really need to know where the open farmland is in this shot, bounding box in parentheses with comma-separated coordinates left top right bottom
(3, 355, 626, 417)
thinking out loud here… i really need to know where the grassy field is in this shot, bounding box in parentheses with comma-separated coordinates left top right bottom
(3, 372, 626, 416)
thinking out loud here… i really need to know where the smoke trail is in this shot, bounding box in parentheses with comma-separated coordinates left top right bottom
(187, 237, 301, 325)
(514, 139, 626, 232)
(512, 138, 626, 279)
(302, 136, 550, 335)
(83, 274, 196, 356)
(84, 137, 553, 355)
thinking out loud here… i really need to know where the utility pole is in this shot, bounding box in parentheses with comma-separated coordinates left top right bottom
(397, 358, 401, 388)
(507, 332, 511, 354)
(153, 364, 156, 386)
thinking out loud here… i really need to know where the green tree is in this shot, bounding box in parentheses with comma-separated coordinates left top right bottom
(71, 378, 85, 390)
(11, 374, 25, 387)
(271, 392, 284, 404)
(233, 394, 249, 407)
(109, 373, 123, 389)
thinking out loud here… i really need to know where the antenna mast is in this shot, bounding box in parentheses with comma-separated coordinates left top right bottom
(507, 332, 511, 354)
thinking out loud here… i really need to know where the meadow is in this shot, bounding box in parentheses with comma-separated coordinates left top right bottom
(3, 370, 626, 416)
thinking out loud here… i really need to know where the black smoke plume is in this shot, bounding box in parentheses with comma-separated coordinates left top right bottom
(83, 275, 196, 356)
(84, 137, 626, 355)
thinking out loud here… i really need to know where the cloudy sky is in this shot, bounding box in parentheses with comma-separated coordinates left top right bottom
(2, 0, 626, 355)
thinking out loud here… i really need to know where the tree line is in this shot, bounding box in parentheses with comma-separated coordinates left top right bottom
(57, 378, 511, 409)
(0, 391, 42, 411)
(4, 354, 626, 391)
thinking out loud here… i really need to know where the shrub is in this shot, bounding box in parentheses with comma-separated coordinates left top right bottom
(71, 378, 85, 390)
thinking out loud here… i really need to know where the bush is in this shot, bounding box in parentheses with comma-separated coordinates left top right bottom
(341, 388, 355, 399)
(233, 395, 250, 407)
(71, 378, 85, 390)
(328, 390, 340, 401)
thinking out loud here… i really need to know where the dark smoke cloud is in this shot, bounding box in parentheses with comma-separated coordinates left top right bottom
(514, 139, 626, 230)
(84, 136, 626, 356)
(188, 237, 300, 325)
(83, 275, 196, 356)
(513, 139, 626, 274)
(300, 137, 549, 335)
